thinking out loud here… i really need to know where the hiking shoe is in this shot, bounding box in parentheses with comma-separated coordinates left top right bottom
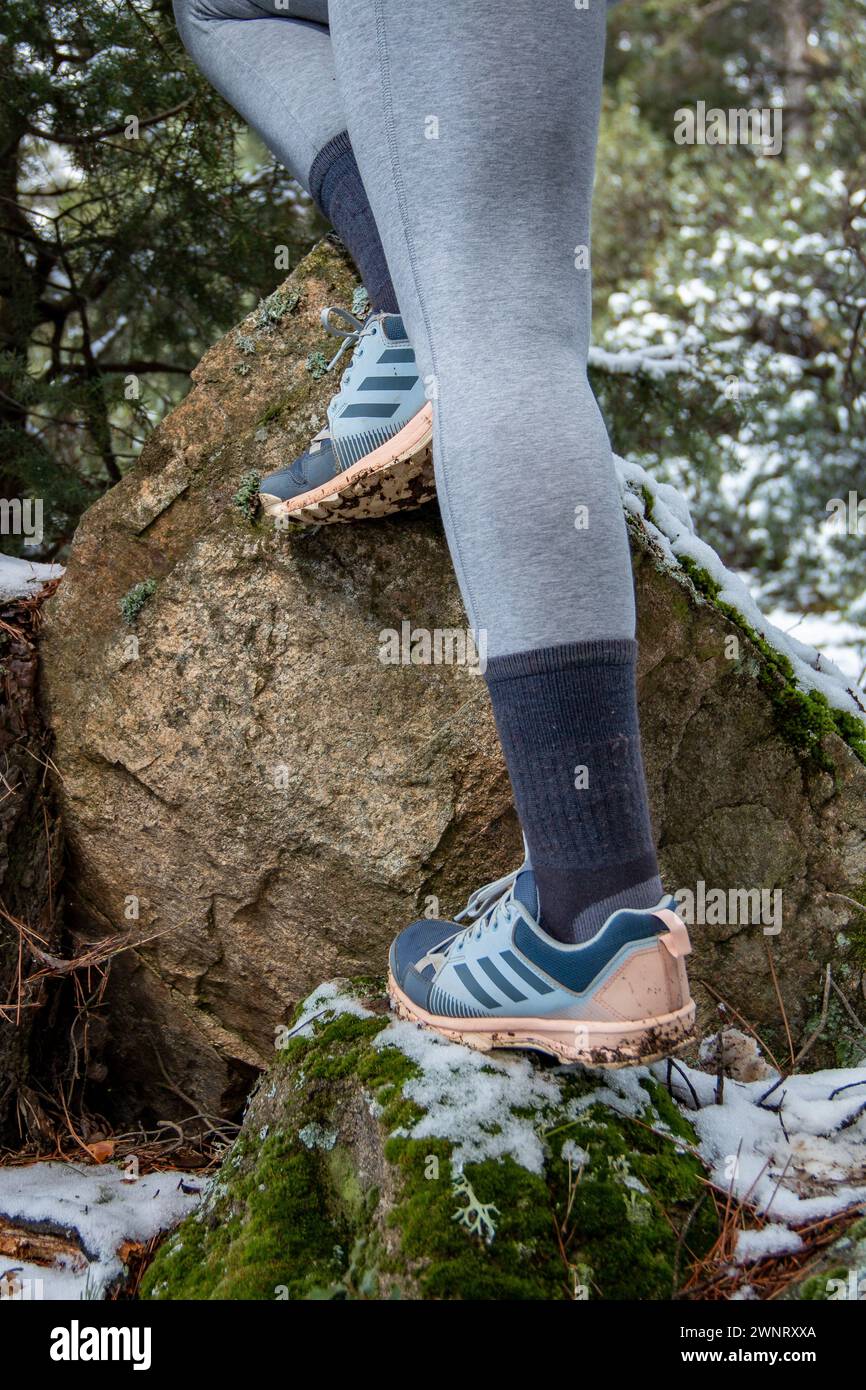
(388, 854, 697, 1067)
(259, 307, 433, 524)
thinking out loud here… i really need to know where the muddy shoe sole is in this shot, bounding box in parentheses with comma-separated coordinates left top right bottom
(260, 403, 434, 526)
(387, 971, 697, 1069)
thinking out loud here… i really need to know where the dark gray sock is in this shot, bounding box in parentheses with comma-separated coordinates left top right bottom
(308, 130, 398, 314)
(485, 639, 664, 944)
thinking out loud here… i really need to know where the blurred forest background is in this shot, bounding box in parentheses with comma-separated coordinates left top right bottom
(2, 0, 865, 680)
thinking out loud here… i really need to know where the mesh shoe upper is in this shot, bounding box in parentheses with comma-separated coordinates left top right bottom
(259, 308, 427, 501)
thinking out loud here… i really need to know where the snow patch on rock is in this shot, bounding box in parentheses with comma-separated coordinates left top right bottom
(0, 554, 63, 602)
(297, 988, 866, 1262)
(616, 455, 866, 719)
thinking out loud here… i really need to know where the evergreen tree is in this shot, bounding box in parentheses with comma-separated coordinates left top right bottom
(1, 0, 321, 554)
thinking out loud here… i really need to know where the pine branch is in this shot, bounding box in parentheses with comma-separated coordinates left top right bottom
(23, 99, 192, 148)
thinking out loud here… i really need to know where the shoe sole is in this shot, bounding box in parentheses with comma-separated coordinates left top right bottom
(260, 403, 434, 526)
(388, 971, 697, 1068)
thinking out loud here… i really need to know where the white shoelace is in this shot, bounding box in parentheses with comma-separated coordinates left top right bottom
(320, 305, 383, 374)
(432, 837, 531, 960)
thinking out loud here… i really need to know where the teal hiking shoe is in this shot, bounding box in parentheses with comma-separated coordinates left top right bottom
(388, 853, 696, 1067)
(259, 307, 433, 524)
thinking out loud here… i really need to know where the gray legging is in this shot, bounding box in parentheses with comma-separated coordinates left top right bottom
(174, 0, 634, 662)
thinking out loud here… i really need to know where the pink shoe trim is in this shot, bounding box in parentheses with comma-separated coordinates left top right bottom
(654, 909, 692, 960)
(274, 402, 433, 514)
(388, 973, 696, 1067)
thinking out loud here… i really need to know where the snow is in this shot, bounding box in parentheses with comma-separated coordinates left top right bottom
(562, 1140, 590, 1169)
(287, 980, 376, 1037)
(655, 1058, 866, 1229)
(589, 342, 693, 380)
(616, 454, 866, 719)
(0, 1161, 203, 1300)
(0, 553, 63, 601)
(375, 1017, 561, 1174)
(734, 1224, 804, 1265)
(764, 606, 864, 685)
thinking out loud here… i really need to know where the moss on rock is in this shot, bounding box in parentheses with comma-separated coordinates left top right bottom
(140, 983, 717, 1301)
(784, 1216, 866, 1301)
(675, 555, 866, 771)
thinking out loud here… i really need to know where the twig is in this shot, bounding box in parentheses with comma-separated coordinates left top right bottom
(829, 978, 866, 1038)
(673, 1192, 707, 1296)
(761, 1155, 794, 1222)
(756, 1074, 786, 1110)
(829, 1079, 866, 1100)
(714, 1005, 726, 1106)
(793, 964, 832, 1067)
(825, 890, 866, 914)
(664, 1056, 702, 1111)
(764, 938, 795, 1069)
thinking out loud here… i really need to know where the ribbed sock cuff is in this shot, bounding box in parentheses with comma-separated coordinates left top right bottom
(486, 637, 639, 683)
(566, 873, 666, 943)
(308, 131, 398, 314)
(485, 639, 645, 758)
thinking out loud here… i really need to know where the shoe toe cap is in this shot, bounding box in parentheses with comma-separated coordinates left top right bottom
(260, 441, 339, 500)
(389, 917, 457, 989)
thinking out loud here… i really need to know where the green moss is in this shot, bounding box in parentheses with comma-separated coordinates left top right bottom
(392, 1144, 562, 1299)
(832, 709, 866, 763)
(677, 555, 866, 770)
(256, 397, 291, 428)
(141, 989, 718, 1301)
(233, 471, 260, 521)
(140, 1131, 349, 1300)
(640, 484, 657, 525)
(802, 993, 866, 1068)
(678, 555, 722, 602)
(797, 1266, 851, 1301)
(326, 1146, 367, 1224)
(790, 1215, 866, 1299)
(118, 578, 156, 624)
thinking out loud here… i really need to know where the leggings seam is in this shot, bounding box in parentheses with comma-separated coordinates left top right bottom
(371, 0, 481, 633)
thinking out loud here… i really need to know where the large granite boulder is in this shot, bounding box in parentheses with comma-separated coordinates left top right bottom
(39, 239, 866, 1124)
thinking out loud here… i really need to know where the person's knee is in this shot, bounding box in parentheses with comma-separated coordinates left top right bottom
(172, 0, 201, 48)
(172, 0, 229, 43)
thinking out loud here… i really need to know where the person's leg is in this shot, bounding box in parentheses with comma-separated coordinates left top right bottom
(328, 0, 663, 943)
(175, 0, 435, 522)
(173, 0, 397, 310)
